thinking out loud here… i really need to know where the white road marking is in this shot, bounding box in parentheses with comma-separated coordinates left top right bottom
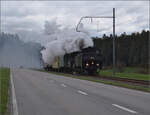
(10, 71, 19, 115)
(112, 104, 137, 114)
(61, 84, 67, 87)
(50, 80, 54, 82)
(78, 90, 88, 95)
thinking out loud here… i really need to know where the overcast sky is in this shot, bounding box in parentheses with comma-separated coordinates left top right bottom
(1, 1, 149, 37)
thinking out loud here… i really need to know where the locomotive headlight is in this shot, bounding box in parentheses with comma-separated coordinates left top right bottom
(86, 63, 89, 66)
(91, 62, 94, 64)
(96, 64, 99, 66)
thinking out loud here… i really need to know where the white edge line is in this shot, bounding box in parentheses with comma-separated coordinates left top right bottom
(112, 104, 137, 114)
(61, 84, 67, 87)
(78, 90, 88, 95)
(10, 70, 19, 115)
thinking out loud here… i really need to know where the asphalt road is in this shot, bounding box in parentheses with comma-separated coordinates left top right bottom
(12, 69, 150, 115)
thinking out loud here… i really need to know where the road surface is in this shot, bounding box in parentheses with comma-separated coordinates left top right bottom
(12, 69, 150, 115)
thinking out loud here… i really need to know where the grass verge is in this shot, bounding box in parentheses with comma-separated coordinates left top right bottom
(0, 68, 10, 115)
(100, 67, 149, 81)
(38, 70, 150, 92)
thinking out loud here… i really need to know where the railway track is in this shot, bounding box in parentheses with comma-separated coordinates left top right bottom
(78, 72, 149, 86)
(44, 70, 149, 86)
(98, 76, 149, 86)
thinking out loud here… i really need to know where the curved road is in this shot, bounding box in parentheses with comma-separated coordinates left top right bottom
(12, 69, 150, 115)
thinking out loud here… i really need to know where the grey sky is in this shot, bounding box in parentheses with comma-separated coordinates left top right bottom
(1, 1, 149, 37)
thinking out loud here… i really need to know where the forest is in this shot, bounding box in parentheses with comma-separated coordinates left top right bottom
(93, 30, 149, 68)
(0, 30, 149, 69)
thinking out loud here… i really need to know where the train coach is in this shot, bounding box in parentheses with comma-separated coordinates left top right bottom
(44, 46, 103, 74)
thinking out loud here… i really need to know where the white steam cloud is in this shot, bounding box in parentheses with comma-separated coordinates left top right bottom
(41, 20, 93, 65)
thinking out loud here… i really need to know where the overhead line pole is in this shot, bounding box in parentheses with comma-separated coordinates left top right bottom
(113, 8, 116, 77)
(76, 8, 116, 76)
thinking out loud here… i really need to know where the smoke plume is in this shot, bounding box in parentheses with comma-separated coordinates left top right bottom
(41, 20, 93, 65)
(0, 19, 94, 68)
(0, 33, 43, 68)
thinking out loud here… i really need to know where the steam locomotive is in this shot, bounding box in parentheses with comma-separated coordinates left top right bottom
(44, 47, 103, 74)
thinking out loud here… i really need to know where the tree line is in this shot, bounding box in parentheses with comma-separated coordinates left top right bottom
(93, 30, 149, 68)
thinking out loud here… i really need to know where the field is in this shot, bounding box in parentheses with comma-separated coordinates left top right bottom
(0, 68, 10, 115)
(100, 67, 149, 81)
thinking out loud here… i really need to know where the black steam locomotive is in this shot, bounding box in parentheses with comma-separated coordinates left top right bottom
(44, 47, 103, 74)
